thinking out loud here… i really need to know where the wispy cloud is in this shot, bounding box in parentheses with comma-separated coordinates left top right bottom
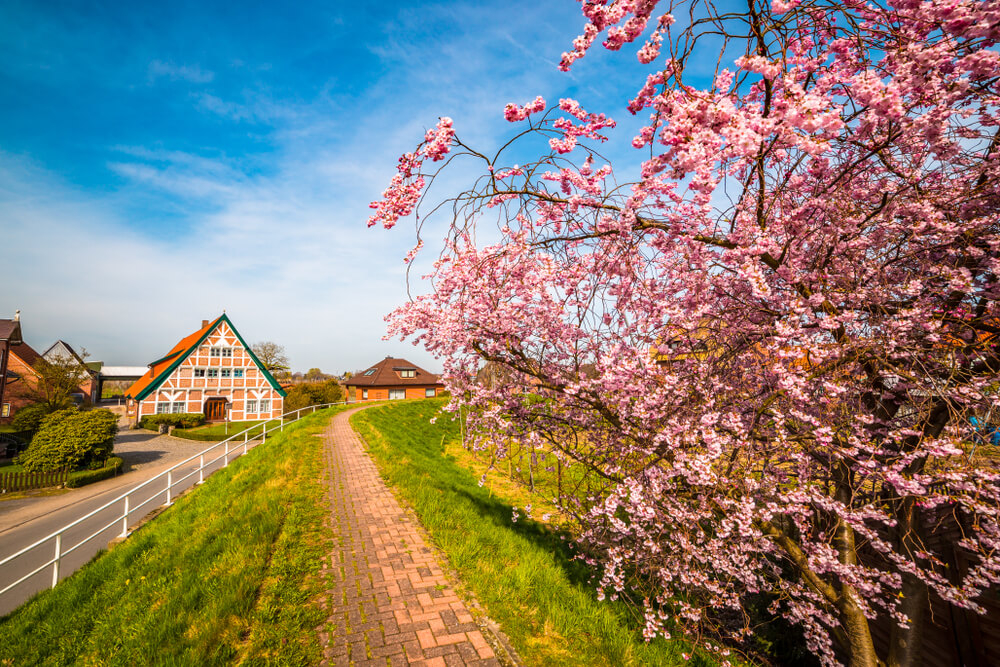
(147, 60, 214, 84)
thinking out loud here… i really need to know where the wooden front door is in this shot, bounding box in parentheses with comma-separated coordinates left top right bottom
(205, 398, 227, 421)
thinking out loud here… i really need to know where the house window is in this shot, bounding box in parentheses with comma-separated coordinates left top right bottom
(425, 388, 435, 397)
(1, 403, 10, 417)
(389, 389, 405, 400)
(233, 369, 244, 378)
(246, 399, 258, 413)
(362, 389, 368, 400)
(210, 347, 233, 358)
(399, 369, 416, 378)
(221, 369, 232, 378)
(156, 402, 170, 414)
(171, 401, 186, 414)
(259, 399, 270, 414)
(194, 368, 206, 378)
(207, 369, 219, 379)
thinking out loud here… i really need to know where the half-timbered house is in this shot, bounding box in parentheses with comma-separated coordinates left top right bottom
(124, 315, 285, 425)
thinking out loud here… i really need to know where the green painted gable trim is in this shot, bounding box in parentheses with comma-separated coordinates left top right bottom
(135, 314, 287, 401)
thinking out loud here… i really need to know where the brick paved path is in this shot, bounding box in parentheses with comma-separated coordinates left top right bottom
(318, 407, 503, 667)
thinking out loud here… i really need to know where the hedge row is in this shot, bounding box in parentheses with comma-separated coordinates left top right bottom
(138, 413, 205, 430)
(66, 457, 125, 488)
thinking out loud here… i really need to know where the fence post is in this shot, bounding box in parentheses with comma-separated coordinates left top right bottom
(280, 416, 284, 432)
(51, 533, 62, 589)
(199, 454, 204, 484)
(224, 441, 229, 467)
(120, 495, 129, 537)
(165, 470, 172, 506)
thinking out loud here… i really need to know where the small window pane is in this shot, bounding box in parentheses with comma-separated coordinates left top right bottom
(221, 369, 231, 378)
(210, 348, 220, 357)
(194, 368, 206, 378)
(207, 369, 219, 378)
(234, 369, 244, 378)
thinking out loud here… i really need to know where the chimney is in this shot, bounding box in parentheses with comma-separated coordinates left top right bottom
(14, 310, 20, 322)
(202, 319, 209, 329)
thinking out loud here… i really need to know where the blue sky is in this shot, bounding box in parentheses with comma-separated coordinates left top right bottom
(1, 0, 666, 373)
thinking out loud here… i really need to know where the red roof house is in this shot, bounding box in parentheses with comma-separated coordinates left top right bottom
(125, 314, 286, 424)
(345, 357, 443, 402)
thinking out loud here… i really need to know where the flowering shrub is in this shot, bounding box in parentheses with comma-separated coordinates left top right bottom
(370, 1, 1000, 665)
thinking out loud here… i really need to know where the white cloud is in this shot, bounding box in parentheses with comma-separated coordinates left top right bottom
(147, 60, 214, 84)
(0, 151, 435, 374)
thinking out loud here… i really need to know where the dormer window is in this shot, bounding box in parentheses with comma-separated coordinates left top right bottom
(399, 369, 415, 378)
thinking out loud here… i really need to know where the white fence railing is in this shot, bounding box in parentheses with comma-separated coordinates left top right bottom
(0, 402, 345, 604)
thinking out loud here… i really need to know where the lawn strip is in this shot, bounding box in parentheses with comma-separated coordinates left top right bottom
(0, 405, 352, 666)
(351, 399, 714, 667)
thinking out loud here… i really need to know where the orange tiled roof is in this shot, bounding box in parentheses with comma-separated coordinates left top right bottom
(125, 316, 221, 399)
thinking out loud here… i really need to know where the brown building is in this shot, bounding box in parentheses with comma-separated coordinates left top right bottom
(0, 316, 42, 423)
(345, 357, 443, 402)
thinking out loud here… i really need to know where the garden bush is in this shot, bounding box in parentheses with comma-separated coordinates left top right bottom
(10, 403, 56, 433)
(138, 413, 205, 430)
(66, 456, 124, 488)
(17, 408, 118, 472)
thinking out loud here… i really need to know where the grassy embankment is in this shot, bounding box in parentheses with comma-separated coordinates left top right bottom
(0, 405, 352, 666)
(352, 399, 716, 667)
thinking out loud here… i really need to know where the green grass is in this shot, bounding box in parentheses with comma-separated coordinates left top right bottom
(0, 404, 352, 666)
(168, 419, 281, 442)
(352, 399, 717, 667)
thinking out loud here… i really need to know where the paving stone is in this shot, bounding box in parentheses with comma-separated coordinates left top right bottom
(317, 407, 501, 666)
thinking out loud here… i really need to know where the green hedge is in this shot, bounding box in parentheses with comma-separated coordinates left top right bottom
(66, 457, 124, 488)
(138, 413, 205, 430)
(17, 409, 118, 473)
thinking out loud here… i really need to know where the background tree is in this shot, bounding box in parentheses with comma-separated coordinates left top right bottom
(304, 367, 326, 382)
(251, 341, 290, 379)
(284, 380, 343, 412)
(370, 1, 1000, 665)
(20, 351, 92, 412)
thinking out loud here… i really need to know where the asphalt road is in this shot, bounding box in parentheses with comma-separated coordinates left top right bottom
(0, 438, 259, 616)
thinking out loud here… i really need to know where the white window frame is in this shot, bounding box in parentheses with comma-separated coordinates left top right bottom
(207, 368, 219, 379)
(246, 399, 258, 414)
(171, 401, 185, 414)
(425, 388, 435, 397)
(400, 369, 416, 378)
(389, 389, 405, 400)
(221, 369, 232, 378)
(362, 388, 368, 400)
(155, 402, 170, 414)
(210, 347, 233, 358)
(194, 368, 206, 378)
(259, 399, 270, 414)
(233, 368, 244, 378)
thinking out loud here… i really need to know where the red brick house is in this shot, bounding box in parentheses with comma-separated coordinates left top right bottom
(0, 320, 43, 423)
(125, 314, 286, 424)
(346, 357, 443, 402)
